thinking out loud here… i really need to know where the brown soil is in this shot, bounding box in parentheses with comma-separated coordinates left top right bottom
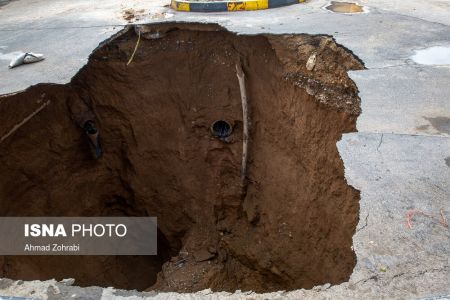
(0, 23, 363, 292)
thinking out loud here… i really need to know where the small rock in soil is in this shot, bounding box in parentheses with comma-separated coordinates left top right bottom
(194, 249, 216, 262)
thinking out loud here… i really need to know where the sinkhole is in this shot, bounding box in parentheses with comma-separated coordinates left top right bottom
(0, 23, 363, 293)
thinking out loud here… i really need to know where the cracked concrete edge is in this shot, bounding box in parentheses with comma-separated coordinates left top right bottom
(336, 132, 450, 300)
(1, 270, 449, 300)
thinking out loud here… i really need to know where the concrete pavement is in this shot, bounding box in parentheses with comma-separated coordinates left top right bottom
(0, 0, 449, 298)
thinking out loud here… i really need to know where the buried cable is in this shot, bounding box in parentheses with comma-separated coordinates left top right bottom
(127, 29, 141, 66)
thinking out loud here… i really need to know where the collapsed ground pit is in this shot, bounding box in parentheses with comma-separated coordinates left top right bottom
(0, 23, 363, 293)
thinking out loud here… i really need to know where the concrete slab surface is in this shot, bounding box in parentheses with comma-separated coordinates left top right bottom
(351, 66, 450, 136)
(0, 0, 449, 299)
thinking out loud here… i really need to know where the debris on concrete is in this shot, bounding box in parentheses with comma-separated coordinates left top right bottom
(8, 52, 44, 68)
(122, 8, 145, 23)
(405, 208, 448, 229)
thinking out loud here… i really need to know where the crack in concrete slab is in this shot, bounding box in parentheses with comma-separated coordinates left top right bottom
(356, 213, 369, 233)
(376, 133, 384, 152)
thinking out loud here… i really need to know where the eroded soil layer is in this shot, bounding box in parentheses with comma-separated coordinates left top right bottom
(0, 23, 363, 292)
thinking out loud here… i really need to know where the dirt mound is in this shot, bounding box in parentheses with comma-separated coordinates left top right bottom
(0, 23, 363, 292)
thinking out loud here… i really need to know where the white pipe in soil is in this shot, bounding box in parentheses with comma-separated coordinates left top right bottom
(235, 63, 248, 188)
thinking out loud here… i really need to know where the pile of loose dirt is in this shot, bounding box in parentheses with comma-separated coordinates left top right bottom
(0, 23, 363, 292)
